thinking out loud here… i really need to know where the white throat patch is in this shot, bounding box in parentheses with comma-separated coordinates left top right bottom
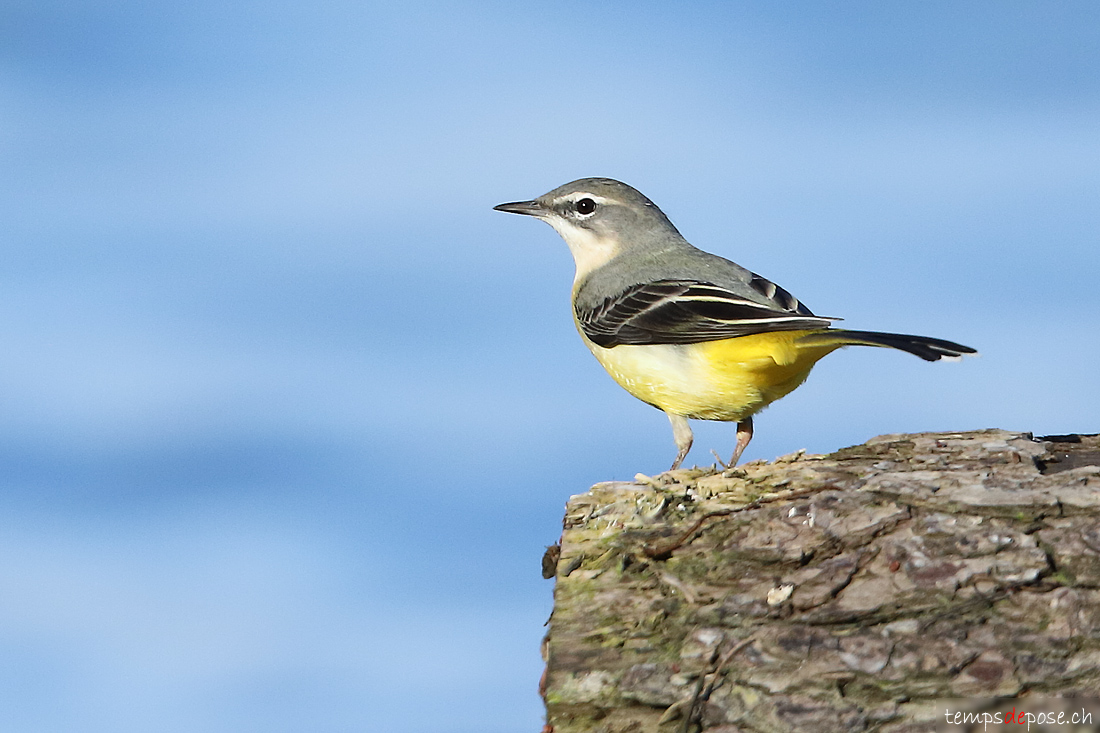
(544, 217, 621, 283)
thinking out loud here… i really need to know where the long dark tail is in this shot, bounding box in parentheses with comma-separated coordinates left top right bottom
(796, 329, 977, 362)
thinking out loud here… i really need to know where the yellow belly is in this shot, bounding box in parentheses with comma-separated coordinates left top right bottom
(580, 330, 841, 422)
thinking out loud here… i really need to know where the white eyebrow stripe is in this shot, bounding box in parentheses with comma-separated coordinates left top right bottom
(555, 193, 613, 206)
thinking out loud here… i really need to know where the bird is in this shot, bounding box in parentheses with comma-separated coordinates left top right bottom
(494, 178, 976, 470)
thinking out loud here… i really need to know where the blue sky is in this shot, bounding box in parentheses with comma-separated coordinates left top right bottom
(2, 2, 1099, 731)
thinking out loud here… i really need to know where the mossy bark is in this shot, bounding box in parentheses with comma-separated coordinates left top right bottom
(542, 430, 1100, 733)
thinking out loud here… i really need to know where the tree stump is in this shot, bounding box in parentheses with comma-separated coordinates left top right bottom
(542, 429, 1100, 732)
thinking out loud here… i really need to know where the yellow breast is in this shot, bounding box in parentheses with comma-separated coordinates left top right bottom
(579, 329, 841, 422)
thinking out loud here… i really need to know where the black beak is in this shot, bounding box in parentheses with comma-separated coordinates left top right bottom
(493, 199, 544, 216)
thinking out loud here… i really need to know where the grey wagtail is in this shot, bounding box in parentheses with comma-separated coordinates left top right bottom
(494, 178, 976, 470)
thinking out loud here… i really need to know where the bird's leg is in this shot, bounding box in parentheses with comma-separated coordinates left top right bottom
(729, 416, 754, 467)
(667, 413, 693, 470)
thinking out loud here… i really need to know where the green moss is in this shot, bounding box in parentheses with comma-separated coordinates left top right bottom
(1049, 569, 1076, 586)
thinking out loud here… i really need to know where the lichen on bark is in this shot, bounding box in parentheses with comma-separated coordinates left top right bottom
(542, 430, 1100, 733)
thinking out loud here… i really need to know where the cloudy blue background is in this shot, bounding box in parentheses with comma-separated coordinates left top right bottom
(2, 2, 1098, 731)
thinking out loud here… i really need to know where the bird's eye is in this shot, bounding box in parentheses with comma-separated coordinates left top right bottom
(574, 198, 596, 215)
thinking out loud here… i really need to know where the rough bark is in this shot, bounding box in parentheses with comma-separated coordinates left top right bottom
(542, 429, 1100, 732)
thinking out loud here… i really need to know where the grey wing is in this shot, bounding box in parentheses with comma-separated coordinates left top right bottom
(577, 276, 837, 348)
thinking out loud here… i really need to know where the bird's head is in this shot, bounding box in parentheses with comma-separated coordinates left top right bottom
(494, 178, 682, 280)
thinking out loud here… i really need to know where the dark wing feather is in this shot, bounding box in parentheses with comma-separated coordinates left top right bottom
(578, 278, 836, 348)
